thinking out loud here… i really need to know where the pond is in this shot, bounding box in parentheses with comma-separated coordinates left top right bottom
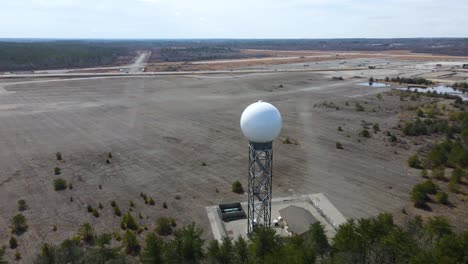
(357, 82, 389, 88)
(396, 85, 468, 101)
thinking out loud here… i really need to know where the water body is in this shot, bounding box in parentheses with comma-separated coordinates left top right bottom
(357, 82, 389, 88)
(397, 85, 468, 101)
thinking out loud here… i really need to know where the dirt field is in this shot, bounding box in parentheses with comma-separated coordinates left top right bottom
(0, 56, 467, 261)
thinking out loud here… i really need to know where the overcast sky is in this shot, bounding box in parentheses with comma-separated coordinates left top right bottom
(1, 0, 467, 39)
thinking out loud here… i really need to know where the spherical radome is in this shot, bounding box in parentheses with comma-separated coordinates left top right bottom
(240, 101, 282, 143)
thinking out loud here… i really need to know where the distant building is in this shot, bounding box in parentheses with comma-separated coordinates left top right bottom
(279, 205, 317, 235)
(463, 64, 468, 69)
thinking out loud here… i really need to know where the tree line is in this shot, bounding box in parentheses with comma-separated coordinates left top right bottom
(0, 42, 129, 71)
(1, 213, 465, 263)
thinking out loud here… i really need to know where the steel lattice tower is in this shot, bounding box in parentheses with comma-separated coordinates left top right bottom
(247, 142, 273, 235)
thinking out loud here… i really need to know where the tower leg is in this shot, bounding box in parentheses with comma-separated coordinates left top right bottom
(247, 142, 273, 235)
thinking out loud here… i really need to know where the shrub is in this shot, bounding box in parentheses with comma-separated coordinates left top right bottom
(114, 232, 121, 241)
(355, 102, 365, 112)
(129, 201, 135, 207)
(174, 195, 181, 200)
(10, 214, 28, 235)
(113, 206, 122, 217)
(87, 205, 93, 213)
(17, 200, 27, 211)
(170, 218, 177, 227)
(411, 189, 426, 208)
(337, 126, 343, 131)
(108, 152, 112, 159)
(389, 134, 397, 142)
(92, 209, 99, 218)
(373, 123, 380, 132)
(155, 217, 173, 236)
(9, 237, 18, 249)
(448, 182, 459, 193)
(411, 180, 439, 208)
(450, 168, 464, 184)
(53, 178, 67, 191)
(283, 136, 299, 145)
(418, 180, 438, 194)
(106, 159, 110, 164)
(121, 213, 138, 230)
(68, 183, 73, 190)
(110, 201, 117, 207)
(359, 129, 371, 138)
(14, 251, 21, 261)
(123, 230, 140, 256)
(417, 109, 425, 117)
(336, 142, 343, 149)
(56, 152, 62, 161)
(435, 191, 448, 204)
(163, 202, 168, 209)
(421, 169, 429, 178)
(149, 198, 155, 205)
(54, 167, 61, 175)
(232, 181, 244, 194)
(98, 202, 103, 209)
(77, 223, 95, 244)
(431, 167, 445, 180)
(408, 155, 422, 169)
(201, 162, 207, 166)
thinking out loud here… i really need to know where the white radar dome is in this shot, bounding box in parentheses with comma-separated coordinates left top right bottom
(240, 101, 282, 143)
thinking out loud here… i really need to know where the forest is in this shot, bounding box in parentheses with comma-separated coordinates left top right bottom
(1, 38, 468, 71)
(0, 42, 129, 71)
(2, 213, 466, 264)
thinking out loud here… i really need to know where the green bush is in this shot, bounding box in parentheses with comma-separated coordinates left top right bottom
(56, 152, 62, 161)
(123, 230, 140, 256)
(10, 214, 28, 235)
(92, 209, 99, 218)
(9, 237, 18, 249)
(232, 181, 244, 194)
(411, 189, 426, 207)
(421, 169, 429, 178)
(53, 178, 67, 191)
(417, 109, 425, 117)
(121, 213, 138, 230)
(336, 142, 343, 149)
(359, 129, 371, 138)
(113, 206, 122, 217)
(431, 167, 445, 180)
(450, 168, 464, 184)
(155, 217, 173, 236)
(110, 201, 117, 207)
(411, 180, 439, 207)
(435, 192, 448, 204)
(54, 167, 61, 175)
(418, 180, 438, 194)
(17, 200, 27, 211)
(355, 102, 365, 112)
(373, 123, 380, 132)
(408, 155, 422, 169)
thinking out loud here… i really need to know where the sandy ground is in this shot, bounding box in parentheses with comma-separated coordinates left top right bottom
(0, 57, 466, 261)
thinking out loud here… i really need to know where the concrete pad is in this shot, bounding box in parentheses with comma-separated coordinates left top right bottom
(206, 193, 346, 242)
